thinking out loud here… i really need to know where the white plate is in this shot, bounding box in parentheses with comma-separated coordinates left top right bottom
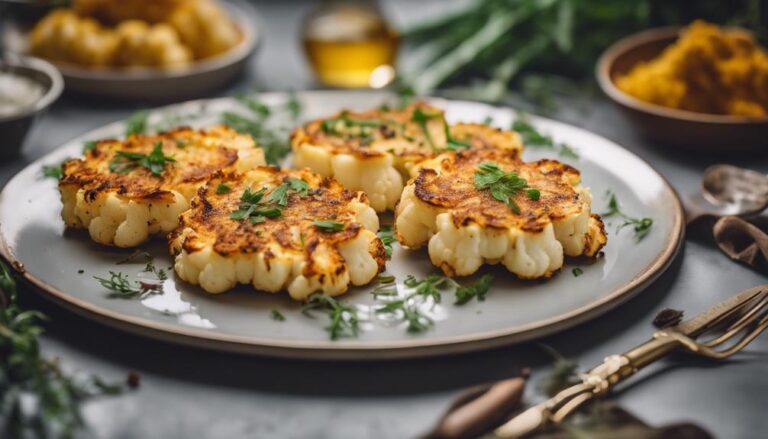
(0, 91, 684, 359)
(1, 1, 259, 102)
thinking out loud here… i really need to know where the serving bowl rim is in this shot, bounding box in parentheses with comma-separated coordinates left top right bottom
(0, 56, 63, 124)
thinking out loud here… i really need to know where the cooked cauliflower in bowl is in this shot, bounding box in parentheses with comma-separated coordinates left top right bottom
(290, 101, 523, 212)
(395, 148, 607, 278)
(168, 167, 386, 300)
(59, 125, 265, 248)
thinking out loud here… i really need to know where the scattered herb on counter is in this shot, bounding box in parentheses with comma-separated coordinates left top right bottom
(108, 141, 176, 176)
(216, 183, 232, 195)
(0, 260, 127, 438)
(454, 274, 494, 305)
(314, 220, 344, 232)
(94, 271, 163, 299)
(602, 190, 653, 242)
(377, 225, 396, 257)
(124, 110, 149, 136)
(652, 308, 684, 329)
(302, 294, 360, 340)
(375, 299, 434, 333)
(270, 309, 286, 322)
(474, 161, 540, 214)
(512, 116, 579, 159)
(572, 267, 584, 277)
(41, 162, 64, 180)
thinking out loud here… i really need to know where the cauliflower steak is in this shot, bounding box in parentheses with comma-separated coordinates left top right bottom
(291, 101, 523, 212)
(60, 125, 265, 247)
(395, 148, 607, 278)
(169, 167, 386, 300)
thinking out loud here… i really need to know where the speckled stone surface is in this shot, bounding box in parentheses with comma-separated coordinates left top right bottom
(2, 2, 767, 438)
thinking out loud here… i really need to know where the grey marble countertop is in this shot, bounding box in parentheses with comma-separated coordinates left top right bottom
(2, 2, 767, 438)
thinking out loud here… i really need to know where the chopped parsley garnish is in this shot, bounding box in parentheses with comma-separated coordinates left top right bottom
(108, 141, 176, 176)
(314, 220, 344, 232)
(377, 225, 396, 256)
(572, 267, 584, 277)
(454, 274, 494, 305)
(302, 294, 359, 340)
(270, 309, 286, 321)
(124, 110, 149, 137)
(216, 183, 231, 194)
(602, 190, 653, 242)
(411, 107, 442, 151)
(42, 162, 64, 180)
(269, 178, 309, 206)
(83, 140, 98, 152)
(94, 271, 162, 299)
(474, 161, 540, 214)
(512, 116, 579, 159)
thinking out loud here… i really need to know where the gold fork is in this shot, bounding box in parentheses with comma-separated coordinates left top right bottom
(495, 285, 768, 437)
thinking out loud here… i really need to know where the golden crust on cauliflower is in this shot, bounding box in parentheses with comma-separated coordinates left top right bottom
(290, 101, 523, 212)
(395, 148, 606, 278)
(168, 167, 386, 300)
(59, 125, 265, 248)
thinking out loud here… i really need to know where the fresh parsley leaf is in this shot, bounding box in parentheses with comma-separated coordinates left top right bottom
(125, 110, 149, 137)
(83, 140, 98, 152)
(270, 309, 286, 321)
(572, 267, 584, 277)
(42, 162, 64, 179)
(474, 161, 540, 214)
(109, 141, 175, 176)
(216, 183, 232, 194)
(302, 294, 359, 340)
(377, 225, 396, 256)
(314, 220, 344, 232)
(454, 274, 494, 305)
(221, 96, 295, 165)
(269, 178, 309, 206)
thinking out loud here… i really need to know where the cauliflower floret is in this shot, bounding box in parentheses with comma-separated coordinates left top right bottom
(169, 168, 386, 300)
(59, 125, 265, 247)
(395, 148, 607, 278)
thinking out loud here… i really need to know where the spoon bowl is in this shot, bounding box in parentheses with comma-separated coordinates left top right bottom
(701, 165, 768, 217)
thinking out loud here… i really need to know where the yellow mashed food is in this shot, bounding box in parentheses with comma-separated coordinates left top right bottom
(616, 20, 768, 117)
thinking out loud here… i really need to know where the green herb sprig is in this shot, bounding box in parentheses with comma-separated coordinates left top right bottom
(124, 110, 149, 136)
(375, 299, 433, 333)
(512, 117, 578, 159)
(314, 220, 344, 232)
(377, 225, 396, 257)
(42, 162, 64, 180)
(602, 190, 653, 242)
(229, 178, 309, 224)
(302, 294, 360, 340)
(108, 141, 176, 176)
(474, 161, 540, 213)
(454, 274, 494, 305)
(411, 107, 443, 151)
(0, 260, 126, 438)
(94, 271, 163, 299)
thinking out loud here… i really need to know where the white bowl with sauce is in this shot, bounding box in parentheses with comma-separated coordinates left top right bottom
(0, 56, 63, 158)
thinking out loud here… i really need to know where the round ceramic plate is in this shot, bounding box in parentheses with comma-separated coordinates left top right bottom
(1, 1, 259, 102)
(0, 91, 684, 359)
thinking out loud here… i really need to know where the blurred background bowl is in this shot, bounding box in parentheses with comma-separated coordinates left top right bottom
(1, 0, 260, 103)
(0, 56, 62, 158)
(597, 26, 768, 154)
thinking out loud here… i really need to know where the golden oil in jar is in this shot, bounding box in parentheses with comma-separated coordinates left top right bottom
(303, 0, 398, 89)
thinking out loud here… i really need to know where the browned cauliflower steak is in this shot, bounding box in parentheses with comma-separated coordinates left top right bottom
(168, 167, 386, 300)
(395, 148, 607, 278)
(59, 125, 265, 248)
(290, 101, 523, 212)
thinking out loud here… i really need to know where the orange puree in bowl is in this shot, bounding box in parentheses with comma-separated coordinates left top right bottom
(616, 20, 768, 117)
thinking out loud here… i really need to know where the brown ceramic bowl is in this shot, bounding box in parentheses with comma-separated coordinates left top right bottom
(597, 26, 768, 153)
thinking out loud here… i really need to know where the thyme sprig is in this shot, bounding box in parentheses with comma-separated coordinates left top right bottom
(474, 161, 541, 214)
(375, 299, 434, 333)
(602, 190, 653, 242)
(94, 271, 162, 299)
(1, 260, 126, 437)
(108, 141, 176, 176)
(302, 294, 360, 340)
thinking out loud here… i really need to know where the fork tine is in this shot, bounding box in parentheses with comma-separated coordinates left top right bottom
(703, 295, 768, 348)
(696, 314, 768, 359)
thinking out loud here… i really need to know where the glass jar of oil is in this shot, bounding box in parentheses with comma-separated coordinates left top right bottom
(302, 0, 398, 89)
